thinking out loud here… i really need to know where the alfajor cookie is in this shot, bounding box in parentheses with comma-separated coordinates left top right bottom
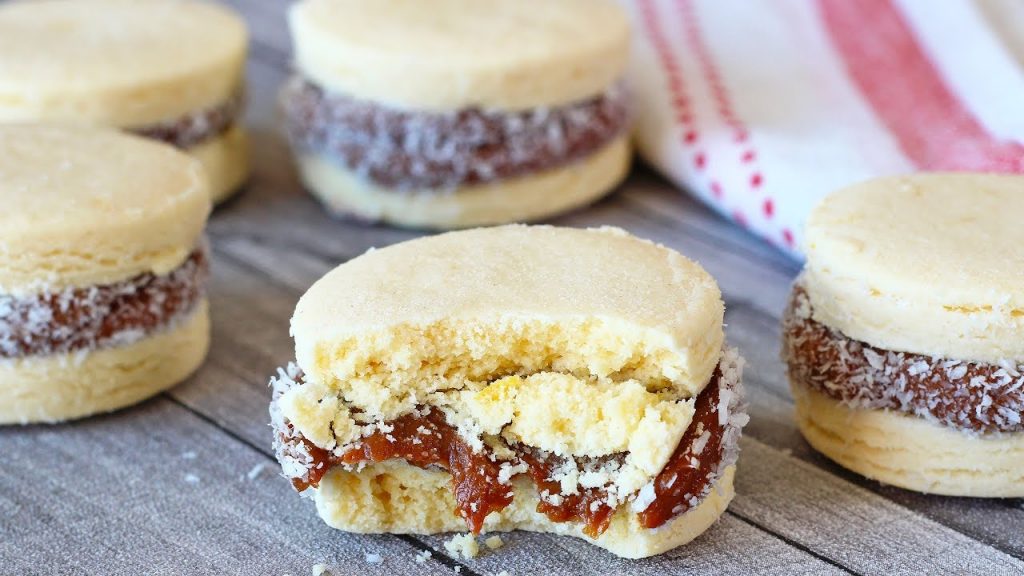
(0, 0, 249, 204)
(280, 0, 632, 229)
(0, 126, 211, 424)
(269, 225, 747, 558)
(783, 174, 1024, 497)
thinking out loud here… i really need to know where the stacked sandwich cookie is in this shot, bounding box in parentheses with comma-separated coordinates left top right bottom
(281, 0, 632, 229)
(269, 225, 747, 558)
(0, 0, 249, 204)
(0, 126, 211, 424)
(784, 174, 1024, 496)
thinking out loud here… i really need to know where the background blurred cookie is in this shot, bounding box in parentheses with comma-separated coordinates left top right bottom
(784, 174, 1024, 497)
(281, 0, 632, 229)
(0, 0, 249, 204)
(0, 125, 211, 424)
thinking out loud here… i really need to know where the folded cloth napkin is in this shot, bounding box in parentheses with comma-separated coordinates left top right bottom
(620, 0, 1024, 258)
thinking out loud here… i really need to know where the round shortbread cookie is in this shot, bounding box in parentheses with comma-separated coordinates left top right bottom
(804, 173, 1024, 363)
(792, 383, 1024, 497)
(0, 302, 209, 424)
(0, 0, 247, 127)
(315, 461, 735, 559)
(288, 0, 630, 110)
(291, 225, 725, 402)
(295, 135, 630, 229)
(0, 125, 209, 296)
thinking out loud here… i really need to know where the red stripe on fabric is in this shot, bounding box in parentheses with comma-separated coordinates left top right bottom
(637, 0, 698, 150)
(819, 0, 1024, 172)
(678, 0, 744, 134)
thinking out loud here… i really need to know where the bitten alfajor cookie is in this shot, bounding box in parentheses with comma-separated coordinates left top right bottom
(281, 0, 632, 229)
(269, 225, 747, 558)
(0, 0, 249, 204)
(784, 174, 1024, 497)
(0, 126, 211, 424)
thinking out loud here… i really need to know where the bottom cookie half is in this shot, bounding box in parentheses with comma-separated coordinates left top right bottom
(0, 301, 210, 424)
(792, 382, 1024, 497)
(294, 136, 631, 230)
(188, 125, 249, 205)
(314, 459, 735, 559)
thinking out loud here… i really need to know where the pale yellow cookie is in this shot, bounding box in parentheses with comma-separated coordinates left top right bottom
(0, 0, 246, 127)
(788, 173, 1024, 498)
(291, 225, 724, 408)
(316, 462, 736, 559)
(271, 226, 747, 557)
(294, 136, 630, 229)
(792, 384, 1024, 497)
(289, 0, 630, 110)
(804, 173, 1024, 363)
(0, 125, 211, 424)
(0, 303, 210, 425)
(0, 125, 209, 295)
(0, 0, 249, 202)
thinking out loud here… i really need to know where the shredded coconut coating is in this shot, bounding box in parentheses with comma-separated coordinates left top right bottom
(280, 76, 629, 190)
(0, 245, 208, 359)
(270, 362, 317, 484)
(133, 90, 244, 149)
(783, 282, 1024, 434)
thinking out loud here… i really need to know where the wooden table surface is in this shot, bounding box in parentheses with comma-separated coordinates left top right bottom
(3, 1, 1023, 574)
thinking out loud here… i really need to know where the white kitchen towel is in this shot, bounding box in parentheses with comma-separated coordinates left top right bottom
(620, 0, 1024, 258)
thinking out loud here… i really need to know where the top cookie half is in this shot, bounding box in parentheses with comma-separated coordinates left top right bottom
(288, 0, 630, 110)
(804, 173, 1024, 363)
(292, 225, 724, 415)
(0, 0, 247, 127)
(0, 125, 210, 297)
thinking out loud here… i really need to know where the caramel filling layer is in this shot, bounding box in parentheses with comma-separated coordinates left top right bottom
(0, 248, 208, 359)
(280, 76, 629, 190)
(783, 284, 1024, 434)
(271, 363, 744, 536)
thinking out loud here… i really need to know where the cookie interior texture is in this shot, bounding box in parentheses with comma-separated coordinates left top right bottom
(270, 226, 748, 557)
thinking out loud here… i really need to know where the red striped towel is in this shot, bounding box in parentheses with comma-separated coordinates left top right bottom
(620, 0, 1024, 257)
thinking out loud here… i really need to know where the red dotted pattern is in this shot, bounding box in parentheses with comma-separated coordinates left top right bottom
(637, 0, 794, 249)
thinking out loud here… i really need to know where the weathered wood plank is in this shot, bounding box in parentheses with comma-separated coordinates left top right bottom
(0, 400, 460, 576)
(733, 438, 1024, 573)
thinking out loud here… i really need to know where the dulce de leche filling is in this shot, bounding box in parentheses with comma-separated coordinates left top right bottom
(271, 363, 743, 537)
(280, 76, 629, 190)
(784, 284, 1024, 434)
(0, 247, 208, 359)
(132, 92, 243, 149)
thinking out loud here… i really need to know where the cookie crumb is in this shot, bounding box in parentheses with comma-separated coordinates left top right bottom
(364, 553, 383, 565)
(247, 462, 268, 481)
(414, 550, 432, 564)
(444, 533, 479, 559)
(484, 535, 504, 551)
(311, 563, 330, 576)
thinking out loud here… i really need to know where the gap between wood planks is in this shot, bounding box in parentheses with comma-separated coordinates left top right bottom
(161, 393, 487, 576)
